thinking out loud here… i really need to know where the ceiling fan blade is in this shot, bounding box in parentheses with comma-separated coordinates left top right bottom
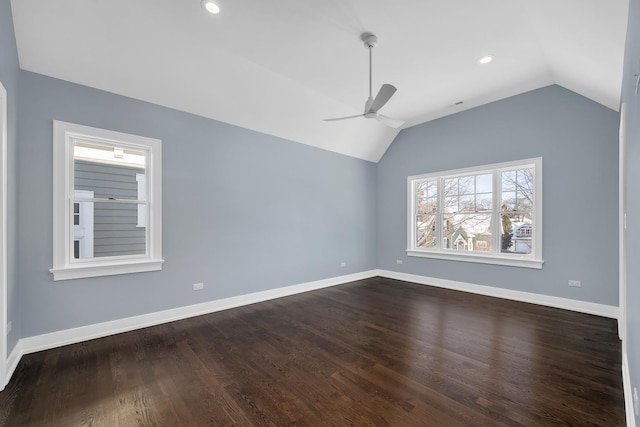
(323, 114, 364, 122)
(368, 84, 397, 113)
(375, 114, 404, 129)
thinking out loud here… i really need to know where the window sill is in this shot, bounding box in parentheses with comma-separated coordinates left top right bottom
(50, 258, 164, 281)
(406, 249, 543, 269)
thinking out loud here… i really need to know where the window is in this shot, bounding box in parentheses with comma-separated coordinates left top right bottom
(51, 121, 163, 280)
(407, 158, 543, 269)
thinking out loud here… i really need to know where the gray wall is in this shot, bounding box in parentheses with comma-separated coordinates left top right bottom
(377, 85, 619, 306)
(75, 160, 146, 257)
(0, 0, 21, 354)
(17, 71, 377, 337)
(622, 0, 640, 423)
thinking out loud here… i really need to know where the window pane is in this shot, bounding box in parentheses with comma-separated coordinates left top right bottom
(416, 198, 429, 215)
(416, 180, 438, 198)
(476, 193, 492, 211)
(501, 191, 516, 211)
(459, 176, 474, 194)
(444, 196, 458, 212)
(417, 196, 437, 214)
(459, 195, 475, 212)
(416, 180, 438, 214)
(426, 180, 437, 198)
(72, 140, 148, 259)
(442, 213, 492, 252)
(502, 168, 533, 213)
(476, 174, 492, 193)
(416, 215, 436, 248)
(446, 174, 493, 213)
(74, 140, 146, 200)
(427, 196, 438, 213)
(95, 201, 146, 257)
(443, 178, 458, 196)
(516, 168, 534, 209)
(416, 181, 428, 198)
(501, 170, 516, 191)
(517, 169, 533, 196)
(72, 201, 146, 259)
(501, 213, 533, 254)
(517, 195, 533, 211)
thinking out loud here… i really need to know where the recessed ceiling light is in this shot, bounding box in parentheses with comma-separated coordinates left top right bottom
(201, 0, 220, 14)
(478, 55, 494, 65)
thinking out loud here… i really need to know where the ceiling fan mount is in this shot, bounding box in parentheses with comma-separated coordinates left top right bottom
(324, 33, 404, 129)
(362, 33, 378, 49)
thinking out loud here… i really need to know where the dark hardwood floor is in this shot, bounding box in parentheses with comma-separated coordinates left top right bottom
(0, 277, 625, 426)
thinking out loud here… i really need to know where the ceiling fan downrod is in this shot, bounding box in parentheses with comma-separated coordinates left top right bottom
(363, 33, 378, 104)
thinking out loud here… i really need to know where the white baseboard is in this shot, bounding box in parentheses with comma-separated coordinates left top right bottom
(376, 270, 619, 319)
(1, 271, 377, 388)
(3, 269, 622, 392)
(18, 270, 378, 357)
(623, 352, 638, 427)
(1, 340, 22, 391)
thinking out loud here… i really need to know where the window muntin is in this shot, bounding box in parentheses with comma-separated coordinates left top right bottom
(51, 121, 163, 280)
(408, 158, 542, 269)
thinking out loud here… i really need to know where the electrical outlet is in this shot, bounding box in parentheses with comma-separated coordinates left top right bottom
(634, 387, 639, 416)
(568, 280, 581, 288)
(6, 321, 11, 335)
(340, 262, 347, 267)
(192, 282, 204, 291)
(396, 260, 403, 265)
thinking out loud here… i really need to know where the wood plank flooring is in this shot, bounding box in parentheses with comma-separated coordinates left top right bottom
(0, 277, 625, 426)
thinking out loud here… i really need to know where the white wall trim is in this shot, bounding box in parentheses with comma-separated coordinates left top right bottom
(406, 249, 544, 269)
(623, 352, 637, 427)
(376, 270, 619, 319)
(15, 270, 377, 359)
(0, 82, 7, 393)
(619, 102, 628, 343)
(3, 269, 622, 392)
(1, 341, 22, 391)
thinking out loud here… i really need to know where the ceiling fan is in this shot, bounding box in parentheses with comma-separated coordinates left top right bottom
(324, 33, 404, 129)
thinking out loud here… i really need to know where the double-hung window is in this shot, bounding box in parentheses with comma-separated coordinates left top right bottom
(407, 158, 543, 269)
(51, 121, 163, 280)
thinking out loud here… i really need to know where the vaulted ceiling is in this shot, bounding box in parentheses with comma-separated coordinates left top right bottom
(10, 0, 628, 162)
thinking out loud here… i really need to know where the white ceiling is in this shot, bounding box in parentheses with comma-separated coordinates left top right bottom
(10, 0, 628, 162)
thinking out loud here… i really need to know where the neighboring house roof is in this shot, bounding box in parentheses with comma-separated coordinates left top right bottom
(448, 226, 470, 241)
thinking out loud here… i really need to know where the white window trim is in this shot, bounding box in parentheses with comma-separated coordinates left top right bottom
(0, 82, 8, 387)
(51, 121, 163, 280)
(407, 158, 543, 269)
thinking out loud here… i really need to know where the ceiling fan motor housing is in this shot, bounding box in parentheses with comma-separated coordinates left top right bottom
(362, 33, 378, 49)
